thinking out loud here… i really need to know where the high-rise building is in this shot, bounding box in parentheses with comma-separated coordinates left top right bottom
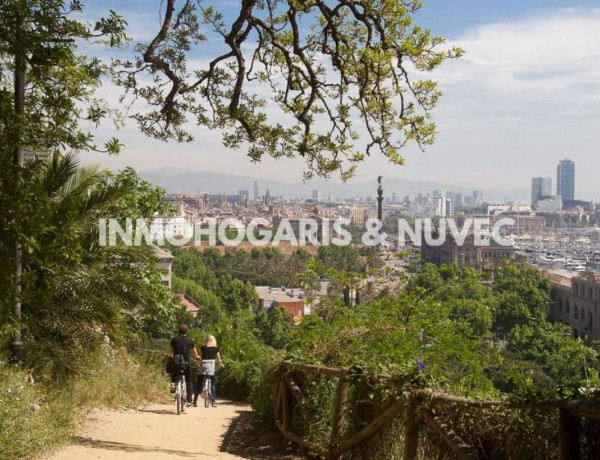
(312, 189, 320, 203)
(237, 190, 249, 205)
(455, 193, 463, 207)
(433, 197, 445, 217)
(254, 181, 259, 200)
(557, 159, 575, 201)
(473, 191, 483, 206)
(531, 177, 552, 206)
(445, 199, 453, 217)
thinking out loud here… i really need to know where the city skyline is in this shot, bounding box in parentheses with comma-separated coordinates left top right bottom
(78, 1, 600, 201)
(142, 167, 591, 206)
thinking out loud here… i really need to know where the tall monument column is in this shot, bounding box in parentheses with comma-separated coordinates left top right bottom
(377, 176, 383, 221)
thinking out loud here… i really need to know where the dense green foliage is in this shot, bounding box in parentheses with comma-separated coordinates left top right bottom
(171, 244, 600, 399)
(0, 0, 175, 378)
(0, 3, 190, 456)
(404, 262, 599, 394)
(317, 245, 361, 272)
(172, 246, 313, 287)
(169, 246, 290, 399)
(170, 247, 259, 315)
(98, 167, 177, 220)
(163, 247, 600, 458)
(169, 245, 600, 457)
(0, 155, 182, 378)
(244, 261, 599, 458)
(507, 322, 598, 392)
(271, 260, 576, 397)
(492, 263, 552, 334)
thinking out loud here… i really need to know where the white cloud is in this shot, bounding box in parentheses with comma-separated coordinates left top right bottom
(435, 9, 599, 114)
(374, 7, 600, 200)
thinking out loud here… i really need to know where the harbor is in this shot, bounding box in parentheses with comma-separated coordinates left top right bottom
(510, 226, 600, 272)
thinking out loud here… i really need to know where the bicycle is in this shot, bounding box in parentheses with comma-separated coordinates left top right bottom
(173, 368, 187, 415)
(199, 359, 216, 408)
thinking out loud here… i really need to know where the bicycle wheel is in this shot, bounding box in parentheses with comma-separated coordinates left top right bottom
(203, 377, 211, 408)
(176, 380, 185, 414)
(176, 382, 182, 415)
(181, 380, 187, 413)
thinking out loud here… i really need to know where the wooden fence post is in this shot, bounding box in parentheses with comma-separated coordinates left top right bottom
(282, 378, 292, 433)
(330, 373, 348, 455)
(403, 397, 419, 460)
(274, 382, 282, 421)
(558, 408, 580, 460)
(333, 398, 406, 457)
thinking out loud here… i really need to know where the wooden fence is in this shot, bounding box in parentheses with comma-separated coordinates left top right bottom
(273, 360, 600, 459)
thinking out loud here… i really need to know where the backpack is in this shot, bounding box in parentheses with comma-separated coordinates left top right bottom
(173, 353, 189, 371)
(166, 337, 190, 374)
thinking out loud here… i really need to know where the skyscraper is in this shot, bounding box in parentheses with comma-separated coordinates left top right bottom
(253, 181, 259, 200)
(445, 198, 453, 217)
(531, 177, 552, 206)
(557, 159, 575, 201)
(237, 190, 249, 204)
(455, 193, 463, 207)
(312, 189, 320, 203)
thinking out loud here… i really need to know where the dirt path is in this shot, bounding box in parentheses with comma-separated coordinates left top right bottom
(44, 401, 250, 459)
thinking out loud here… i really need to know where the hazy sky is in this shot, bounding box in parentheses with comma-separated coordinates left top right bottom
(79, 0, 600, 201)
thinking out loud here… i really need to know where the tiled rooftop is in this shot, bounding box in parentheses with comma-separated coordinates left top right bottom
(255, 286, 305, 302)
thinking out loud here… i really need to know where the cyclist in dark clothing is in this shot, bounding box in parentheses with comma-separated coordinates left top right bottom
(168, 324, 200, 406)
(193, 334, 224, 406)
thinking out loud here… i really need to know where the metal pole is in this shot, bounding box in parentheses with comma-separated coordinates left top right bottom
(377, 177, 384, 271)
(10, 14, 25, 366)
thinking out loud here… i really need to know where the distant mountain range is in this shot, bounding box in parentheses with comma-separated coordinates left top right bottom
(140, 169, 530, 203)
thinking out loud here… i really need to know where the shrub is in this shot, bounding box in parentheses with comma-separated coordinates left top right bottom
(65, 347, 170, 410)
(0, 365, 71, 460)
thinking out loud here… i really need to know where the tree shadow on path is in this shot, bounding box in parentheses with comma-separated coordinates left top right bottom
(138, 407, 175, 415)
(220, 409, 309, 459)
(74, 437, 212, 457)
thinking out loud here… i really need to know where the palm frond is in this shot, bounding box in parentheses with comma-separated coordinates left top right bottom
(40, 153, 80, 197)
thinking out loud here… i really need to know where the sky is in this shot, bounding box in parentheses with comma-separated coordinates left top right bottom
(78, 0, 600, 201)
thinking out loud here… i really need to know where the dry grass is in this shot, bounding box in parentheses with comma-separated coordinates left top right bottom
(66, 347, 170, 411)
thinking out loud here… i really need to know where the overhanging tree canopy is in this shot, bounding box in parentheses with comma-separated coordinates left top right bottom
(0, 0, 127, 156)
(117, 0, 462, 179)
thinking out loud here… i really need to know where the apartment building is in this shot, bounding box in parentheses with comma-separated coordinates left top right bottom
(550, 271, 600, 340)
